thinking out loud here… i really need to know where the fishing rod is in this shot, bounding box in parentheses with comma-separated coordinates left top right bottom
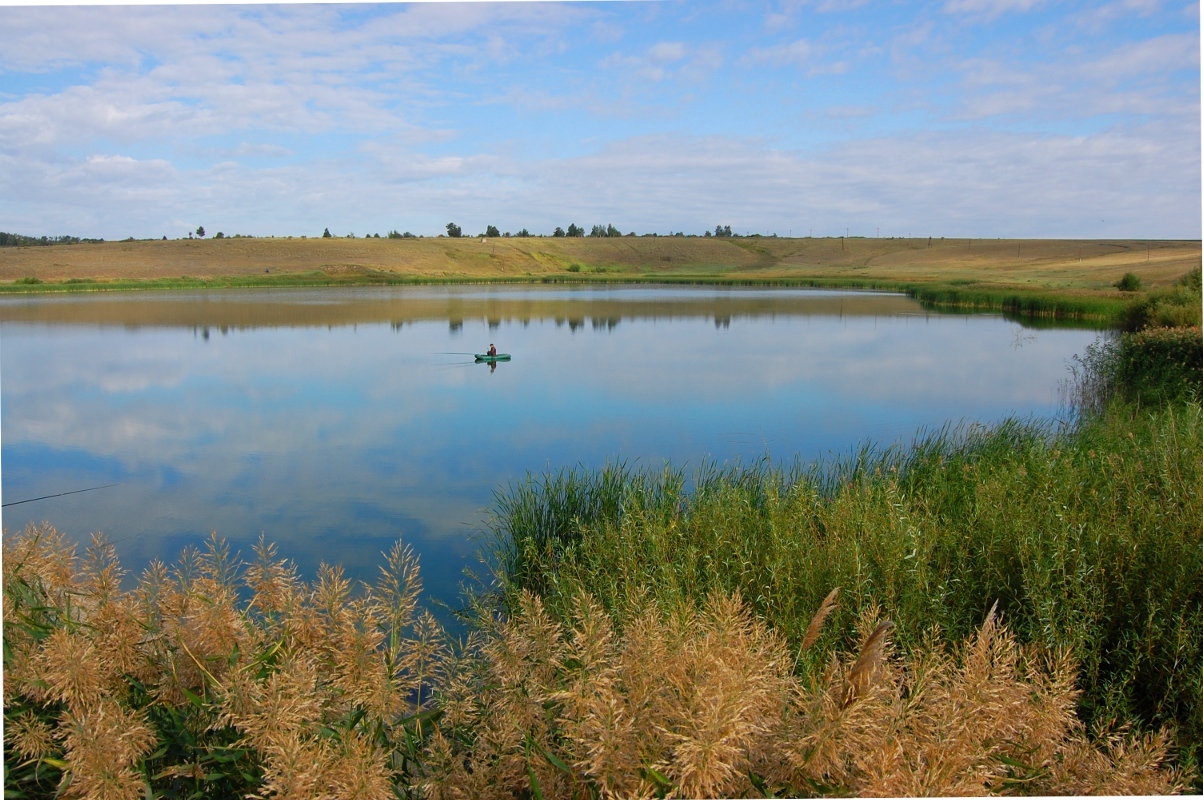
(2, 483, 120, 508)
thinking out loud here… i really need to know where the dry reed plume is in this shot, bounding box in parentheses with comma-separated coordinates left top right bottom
(4, 523, 1190, 798)
(4, 525, 442, 799)
(425, 590, 1190, 799)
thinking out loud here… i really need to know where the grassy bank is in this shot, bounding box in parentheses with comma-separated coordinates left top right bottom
(488, 326, 1203, 786)
(2, 236, 1199, 324)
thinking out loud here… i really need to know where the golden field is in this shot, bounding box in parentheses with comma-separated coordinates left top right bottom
(1, 235, 1198, 295)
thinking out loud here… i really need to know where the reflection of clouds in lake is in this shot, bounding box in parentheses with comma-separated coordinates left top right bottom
(523, 314, 1094, 412)
(2, 294, 1099, 608)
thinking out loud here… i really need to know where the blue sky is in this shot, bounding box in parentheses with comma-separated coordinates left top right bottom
(0, 0, 1198, 239)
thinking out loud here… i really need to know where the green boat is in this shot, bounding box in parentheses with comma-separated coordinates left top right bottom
(475, 353, 511, 362)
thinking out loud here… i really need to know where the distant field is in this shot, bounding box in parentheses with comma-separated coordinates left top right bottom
(0, 236, 1198, 297)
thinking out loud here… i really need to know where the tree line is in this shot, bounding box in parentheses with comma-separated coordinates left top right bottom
(1, 224, 755, 246)
(0, 232, 105, 247)
(441, 223, 749, 239)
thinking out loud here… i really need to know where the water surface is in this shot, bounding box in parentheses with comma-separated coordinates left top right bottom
(1, 285, 1099, 613)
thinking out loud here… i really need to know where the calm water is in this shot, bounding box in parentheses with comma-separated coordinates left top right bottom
(1, 285, 1100, 614)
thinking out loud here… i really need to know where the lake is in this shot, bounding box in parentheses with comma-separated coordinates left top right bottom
(1, 285, 1101, 616)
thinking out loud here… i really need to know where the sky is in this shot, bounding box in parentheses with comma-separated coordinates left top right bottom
(0, 0, 1199, 240)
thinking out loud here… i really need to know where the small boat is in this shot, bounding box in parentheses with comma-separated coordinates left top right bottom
(475, 353, 511, 362)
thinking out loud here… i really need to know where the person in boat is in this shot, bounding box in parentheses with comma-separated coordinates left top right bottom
(486, 343, 497, 357)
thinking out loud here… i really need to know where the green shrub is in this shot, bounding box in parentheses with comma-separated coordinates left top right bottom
(14, 276, 42, 285)
(1115, 272, 1143, 292)
(1074, 327, 1203, 411)
(1115, 326, 1203, 404)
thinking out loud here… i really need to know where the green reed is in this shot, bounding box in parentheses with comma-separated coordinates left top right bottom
(487, 328, 1203, 783)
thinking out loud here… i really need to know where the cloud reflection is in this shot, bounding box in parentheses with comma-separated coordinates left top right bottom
(2, 288, 1098, 612)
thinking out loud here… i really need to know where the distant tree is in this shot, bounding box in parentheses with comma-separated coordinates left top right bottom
(373, 233, 381, 238)
(214, 231, 225, 239)
(485, 224, 500, 238)
(553, 227, 565, 237)
(516, 228, 531, 237)
(196, 226, 206, 238)
(606, 224, 621, 237)
(704, 230, 712, 237)
(589, 224, 606, 237)
(446, 223, 462, 238)
(322, 228, 332, 238)
(566, 223, 584, 237)
(714, 224, 733, 238)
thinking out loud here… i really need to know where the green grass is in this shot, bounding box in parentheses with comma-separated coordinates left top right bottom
(486, 326, 1203, 785)
(904, 282, 1128, 321)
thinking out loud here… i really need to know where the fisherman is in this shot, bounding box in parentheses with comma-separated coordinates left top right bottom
(487, 343, 497, 357)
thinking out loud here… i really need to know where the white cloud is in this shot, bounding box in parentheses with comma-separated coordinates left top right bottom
(743, 38, 815, 67)
(826, 104, 874, 118)
(1078, 32, 1199, 81)
(0, 3, 1196, 240)
(647, 41, 688, 62)
(944, 0, 1044, 19)
(600, 39, 723, 85)
(814, 0, 871, 12)
(2, 115, 1198, 239)
(951, 32, 1200, 121)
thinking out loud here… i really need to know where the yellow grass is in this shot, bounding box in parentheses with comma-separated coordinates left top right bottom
(1, 235, 1198, 294)
(4, 525, 1191, 798)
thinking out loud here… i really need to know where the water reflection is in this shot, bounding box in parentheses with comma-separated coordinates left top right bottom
(0, 285, 930, 331)
(1, 286, 1100, 619)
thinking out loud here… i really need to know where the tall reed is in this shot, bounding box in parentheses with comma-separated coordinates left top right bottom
(4, 522, 1195, 796)
(3, 530, 444, 799)
(425, 588, 1188, 798)
(487, 390, 1203, 783)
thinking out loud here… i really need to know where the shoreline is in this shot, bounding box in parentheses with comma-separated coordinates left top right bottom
(2, 236, 1198, 324)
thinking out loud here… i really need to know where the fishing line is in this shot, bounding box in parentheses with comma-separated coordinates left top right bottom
(2, 484, 120, 508)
